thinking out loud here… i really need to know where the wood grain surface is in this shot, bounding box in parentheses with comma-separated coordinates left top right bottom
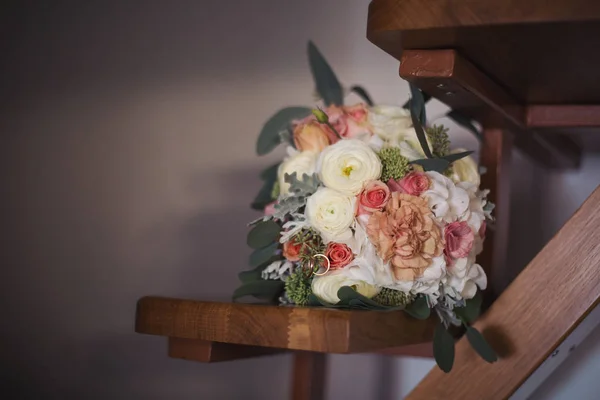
(136, 299, 437, 353)
(368, 1, 600, 104)
(407, 185, 600, 400)
(527, 105, 600, 128)
(368, 0, 600, 31)
(399, 49, 581, 169)
(168, 338, 284, 363)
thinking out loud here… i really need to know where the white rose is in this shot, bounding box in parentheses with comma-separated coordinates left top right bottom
(311, 271, 380, 304)
(450, 148, 480, 186)
(368, 105, 431, 160)
(305, 187, 356, 243)
(458, 182, 486, 232)
(278, 150, 318, 195)
(423, 171, 470, 223)
(318, 139, 381, 195)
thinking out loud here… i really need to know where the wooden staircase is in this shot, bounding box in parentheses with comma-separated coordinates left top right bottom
(135, 2, 600, 398)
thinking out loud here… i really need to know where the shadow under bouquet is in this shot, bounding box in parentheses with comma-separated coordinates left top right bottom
(234, 42, 497, 372)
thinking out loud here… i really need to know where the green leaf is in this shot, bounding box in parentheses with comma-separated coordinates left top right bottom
(404, 295, 431, 320)
(410, 158, 450, 173)
(247, 220, 281, 249)
(232, 280, 285, 301)
(402, 92, 432, 110)
(454, 291, 483, 324)
(408, 84, 434, 159)
(251, 181, 275, 210)
(466, 326, 498, 363)
(249, 242, 280, 267)
(308, 41, 344, 106)
(442, 151, 474, 164)
(350, 85, 374, 106)
(337, 286, 388, 310)
(257, 107, 312, 155)
(446, 110, 482, 141)
(433, 323, 455, 373)
(409, 83, 428, 125)
(260, 163, 280, 180)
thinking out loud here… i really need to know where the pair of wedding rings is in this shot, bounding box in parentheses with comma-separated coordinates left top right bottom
(304, 253, 331, 277)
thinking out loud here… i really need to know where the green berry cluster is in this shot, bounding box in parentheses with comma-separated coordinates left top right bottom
(373, 287, 414, 307)
(426, 124, 450, 157)
(377, 147, 410, 182)
(285, 269, 312, 306)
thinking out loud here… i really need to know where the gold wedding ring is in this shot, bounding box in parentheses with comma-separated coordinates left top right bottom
(311, 253, 331, 276)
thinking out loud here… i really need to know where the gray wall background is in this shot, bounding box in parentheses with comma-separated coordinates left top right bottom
(1, 1, 599, 399)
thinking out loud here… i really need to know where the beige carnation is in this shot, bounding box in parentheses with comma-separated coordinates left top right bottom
(366, 193, 444, 281)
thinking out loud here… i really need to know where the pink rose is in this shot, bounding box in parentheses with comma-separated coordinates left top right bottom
(387, 172, 430, 196)
(283, 239, 302, 262)
(344, 103, 368, 124)
(357, 180, 391, 215)
(444, 221, 475, 264)
(479, 221, 486, 239)
(325, 242, 354, 269)
(325, 104, 372, 140)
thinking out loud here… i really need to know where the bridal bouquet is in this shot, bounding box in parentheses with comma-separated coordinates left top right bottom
(235, 42, 497, 371)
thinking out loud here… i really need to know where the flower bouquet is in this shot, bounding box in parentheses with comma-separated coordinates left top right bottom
(234, 42, 497, 372)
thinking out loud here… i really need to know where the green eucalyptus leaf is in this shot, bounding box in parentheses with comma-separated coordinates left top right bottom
(257, 107, 312, 155)
(404, 295, 431, 320)
(260, 163, 280, 181)
(466, 326, 498, 363)
(410, 158, 451, 173)
(251, 180, 276, 210)
(409, 83, 427, 125)
(433, 323, 455, 373)
(237, 261, 271, 283)
(232, 280, 285, 301)
(249, 242, 280, 267)
(402, 92, 432, 110)
(337, 286, 389, 310)
(454, 291, 483, 324)
(247, 220, 281, 249)
(446, 110, 482, 141)
(308, 41, 344, 106)
(442, 151, 474, 164)
(350, 85, 374, 106)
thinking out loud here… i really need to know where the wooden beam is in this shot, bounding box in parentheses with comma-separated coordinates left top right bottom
(377, 342, 434, 358)
(368, 0, 600, 31)
(527, 105, 600, 128)
(136, 298, 437, 353)
(167, 338, 284, 363)
(407, 185, 600, 400)
(291, 352, 327, 400)
(399, 49, 581, 168)
(477, 128, 512, 302)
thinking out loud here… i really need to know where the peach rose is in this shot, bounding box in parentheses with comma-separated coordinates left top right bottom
(283, 239, 302, 262)
(387, 172, 430, 196)
(293, 120, 331, 152)
(357, 180, 391, 215)
(367, 193, 443, 281)
(325, 242, 354, 269)
(444, 221, 475, 264)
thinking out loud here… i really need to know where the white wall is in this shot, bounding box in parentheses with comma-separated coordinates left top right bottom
(1, 1, 598, 399)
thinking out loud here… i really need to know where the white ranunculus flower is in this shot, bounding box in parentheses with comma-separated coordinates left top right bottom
(305, 187, 356, 243)
(450, 148, 480, 186)
(311, 271, 381, 304)
(318, 139, 381, 195)
(423, 171, 470, 223)
(368, 105, 431, 160)
(278, 149, 319, 195)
